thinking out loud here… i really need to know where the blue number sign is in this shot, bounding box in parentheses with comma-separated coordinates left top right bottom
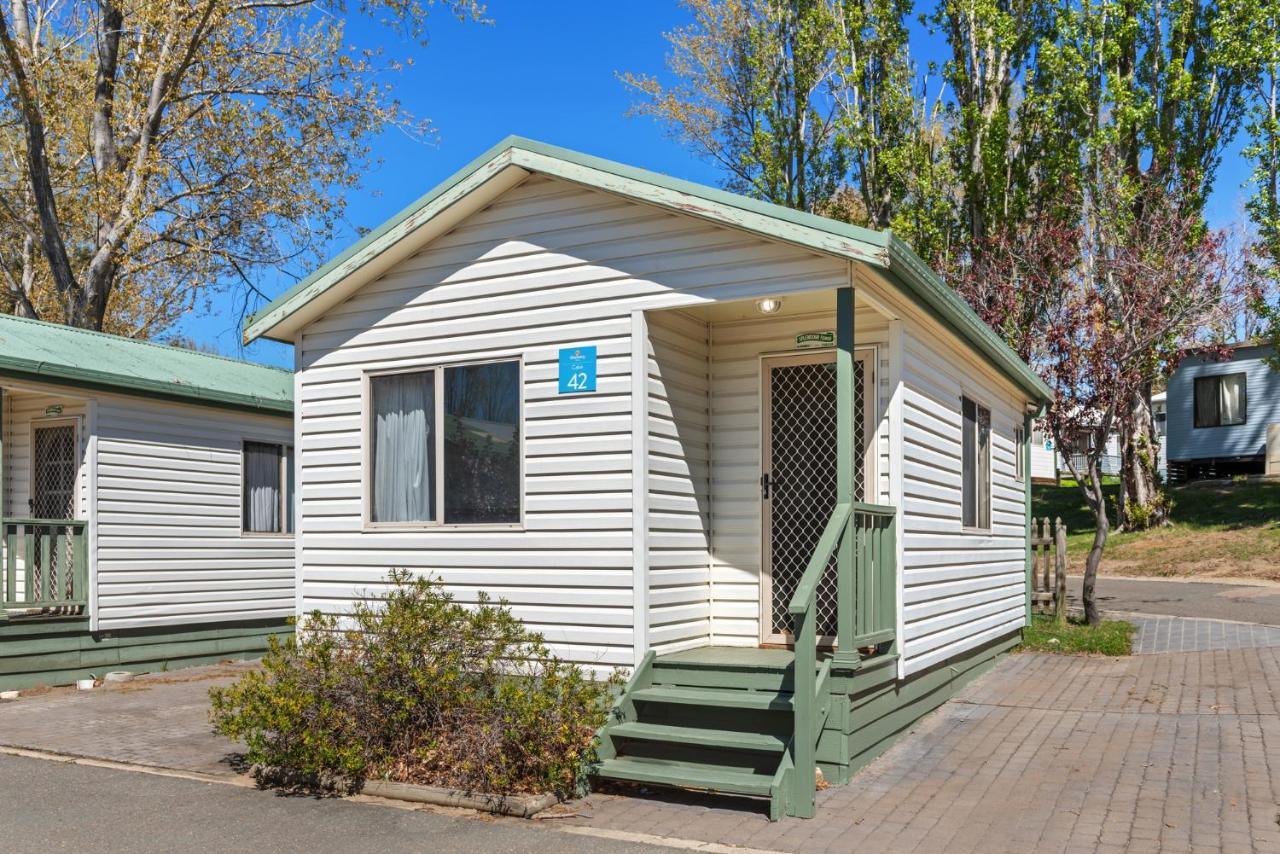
(558, 346, 597, 394)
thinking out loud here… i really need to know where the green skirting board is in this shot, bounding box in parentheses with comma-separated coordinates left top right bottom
(818, 629, 1020, 784)
(0, 616, 292, 692)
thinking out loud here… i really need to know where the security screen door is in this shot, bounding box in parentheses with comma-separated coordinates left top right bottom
(32, 421, 78, 519)
(761, 350, 873, 645)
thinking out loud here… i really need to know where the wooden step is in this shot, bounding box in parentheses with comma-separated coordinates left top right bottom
(631, 685, 794, 711)
(594, 755, 775, 798)
(609, 721, 787, 753)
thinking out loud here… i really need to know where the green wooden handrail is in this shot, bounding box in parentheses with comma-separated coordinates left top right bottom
(788, 503, 851, 616)
(787, 501, 898, 818)
(787, 501, 852, 819)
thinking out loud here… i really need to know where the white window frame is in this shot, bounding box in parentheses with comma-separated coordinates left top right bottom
(361, 357, 525, 531)
(1014, 424, 1026, 483)
(240, 439, 293, 538)
(960, 394, 992, 533)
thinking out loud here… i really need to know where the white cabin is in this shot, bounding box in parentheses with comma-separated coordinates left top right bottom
(244, 137, 1052, 818)
(0, 316, 295, 690)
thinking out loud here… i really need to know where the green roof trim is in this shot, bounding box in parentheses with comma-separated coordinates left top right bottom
(244, 135, 1051, 404)
(0, 314, 292, 415)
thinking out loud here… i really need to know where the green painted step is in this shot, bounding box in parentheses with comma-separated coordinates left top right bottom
(631, 686, 794, 711)
(594, 756, 774, 797)
(609, 721, 787, 753)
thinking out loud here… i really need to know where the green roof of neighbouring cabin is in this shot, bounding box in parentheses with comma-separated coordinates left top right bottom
(0, 313, 292, 415)
(243, 135, 1052, 404)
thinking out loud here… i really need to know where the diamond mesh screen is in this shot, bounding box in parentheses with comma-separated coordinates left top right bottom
(32, 424, 77, 520)
(767, 359, 866, 639)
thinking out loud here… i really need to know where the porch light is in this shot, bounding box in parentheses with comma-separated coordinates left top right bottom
(756, 297, 783, 315)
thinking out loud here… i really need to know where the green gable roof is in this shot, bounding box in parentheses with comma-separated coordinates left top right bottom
(244, 135, 1052, 404)
(0, 313, 292, 415)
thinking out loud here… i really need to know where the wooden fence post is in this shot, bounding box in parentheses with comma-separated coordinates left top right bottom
(1054, 517, 1067, 625)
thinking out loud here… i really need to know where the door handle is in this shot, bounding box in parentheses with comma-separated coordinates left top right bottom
(761, 472, 771, 499)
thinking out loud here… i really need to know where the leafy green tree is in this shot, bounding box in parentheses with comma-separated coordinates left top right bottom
(621, 0, 846, 213)
(1244, 3, 1280, 365)
(622, 0, 957, 260)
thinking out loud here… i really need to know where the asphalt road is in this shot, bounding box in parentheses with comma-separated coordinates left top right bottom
(0, 754, 671, 854)
(1068, 575, 1280, 625)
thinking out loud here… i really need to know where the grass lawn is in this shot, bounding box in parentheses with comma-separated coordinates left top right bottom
(1019, 614, 1134, 656)
(1033, 478, 1280, 582)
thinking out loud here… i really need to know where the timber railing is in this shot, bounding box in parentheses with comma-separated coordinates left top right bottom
(1029, 517, 1067, 618)
(787, 501, 897, 818)
(1, 518, 89, 616)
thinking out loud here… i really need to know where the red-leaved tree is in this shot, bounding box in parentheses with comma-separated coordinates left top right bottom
(1044, 189, 1238, 623)
(954, 183, 1238, 624)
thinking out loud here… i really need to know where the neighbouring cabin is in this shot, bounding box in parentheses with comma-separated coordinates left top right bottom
(1166, 343, 1280, 482)
(0, 316, 295, 690)
(244, 137, 1053, 818)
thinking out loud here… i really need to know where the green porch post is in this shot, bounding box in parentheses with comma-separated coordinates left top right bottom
(1023, 412, 1034, 625)
(835, 287, 856, 663)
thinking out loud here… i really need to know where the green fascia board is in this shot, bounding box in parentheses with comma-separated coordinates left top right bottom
(884, 236, 1054, 404)
(0, 313, 292, 415)
(245, 134, 1051, 405)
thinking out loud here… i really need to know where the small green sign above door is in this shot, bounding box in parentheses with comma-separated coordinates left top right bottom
(796, 331, 834, 349)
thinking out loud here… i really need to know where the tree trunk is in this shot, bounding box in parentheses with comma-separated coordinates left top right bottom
(1119, 384, 1166, 530)
(1082, 504, 1107, 626)
(1082, 460, 1110, 627)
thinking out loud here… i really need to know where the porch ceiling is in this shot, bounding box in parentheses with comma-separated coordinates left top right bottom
(663, 288, 886, 325)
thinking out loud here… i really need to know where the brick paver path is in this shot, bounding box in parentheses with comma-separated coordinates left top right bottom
(567, 640, 1280, 853)
(0, 662, 252, 776)
(2, 623, 1279, 852)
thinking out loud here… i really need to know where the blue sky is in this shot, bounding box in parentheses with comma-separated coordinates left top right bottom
(185, 1, 1256, 367)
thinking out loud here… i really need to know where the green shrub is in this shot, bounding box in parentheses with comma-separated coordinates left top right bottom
(210, 570, 620, 797)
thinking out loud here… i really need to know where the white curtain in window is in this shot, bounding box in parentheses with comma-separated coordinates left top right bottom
(244, 442, 281, 533)
(372, 372, 433, 522)
(1219, 375, 1245, 425)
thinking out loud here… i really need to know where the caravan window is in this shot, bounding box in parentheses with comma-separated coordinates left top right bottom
(1194, 373, 1247, 428)
(368, 360, 522, 526)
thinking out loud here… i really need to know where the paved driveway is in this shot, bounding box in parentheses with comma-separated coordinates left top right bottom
(1, 617, 1279, 853)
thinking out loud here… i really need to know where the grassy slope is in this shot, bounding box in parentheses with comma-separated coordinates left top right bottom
(1033, 479, 1280, 581)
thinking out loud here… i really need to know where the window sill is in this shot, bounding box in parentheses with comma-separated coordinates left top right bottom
(361, 523, 525, 533)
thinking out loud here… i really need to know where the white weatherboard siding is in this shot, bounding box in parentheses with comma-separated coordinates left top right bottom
(645, 310, 711, 654)
(293, 174, 848, 670)
(93, 393, 295, 630)
(899, 325, 1027, 676)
